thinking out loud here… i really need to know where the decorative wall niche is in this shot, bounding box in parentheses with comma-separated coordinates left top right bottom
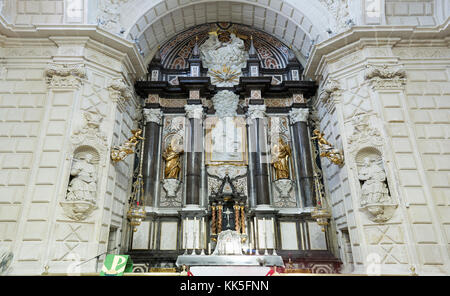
(61, 146, 100, 221)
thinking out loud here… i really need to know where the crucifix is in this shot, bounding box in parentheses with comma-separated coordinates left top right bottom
(223, 208, 233, 229)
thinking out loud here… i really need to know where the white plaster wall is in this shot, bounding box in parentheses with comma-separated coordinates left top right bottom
(311, 33, 450, 275)
(0, 32, 142, 274)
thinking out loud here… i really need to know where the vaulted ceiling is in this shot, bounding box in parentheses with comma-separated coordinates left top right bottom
(122, 0, 331, 65)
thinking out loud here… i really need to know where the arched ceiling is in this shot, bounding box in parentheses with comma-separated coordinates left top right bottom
(122, 0, 332, 66)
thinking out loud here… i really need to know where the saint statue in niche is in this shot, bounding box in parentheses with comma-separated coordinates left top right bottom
(358, 157, 390, 206)
(271, 138, 292, 180)
(162, 137, 184, 179)
(66, 153, 97, 204)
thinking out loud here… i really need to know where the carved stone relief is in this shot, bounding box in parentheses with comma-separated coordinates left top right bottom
(45, 63, 86, 89)
(348, 115, 397, 222)
(207, 165, 248, 198)
(364, 64, 407, 89)
(62, 147, 99, 221)
(211, 90, 239, 118)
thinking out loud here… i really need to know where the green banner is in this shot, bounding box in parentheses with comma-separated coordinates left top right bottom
(100, 254, 133, 276)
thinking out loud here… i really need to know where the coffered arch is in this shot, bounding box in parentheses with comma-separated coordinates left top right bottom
(122, 0, 332, 66)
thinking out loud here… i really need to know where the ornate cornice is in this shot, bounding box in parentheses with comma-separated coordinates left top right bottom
(143, 108, 162, 125)
(364, 64, 407, 89)
(45, 63, 86, 89)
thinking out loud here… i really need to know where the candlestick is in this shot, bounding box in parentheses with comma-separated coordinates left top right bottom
(254, 217, 257, 250)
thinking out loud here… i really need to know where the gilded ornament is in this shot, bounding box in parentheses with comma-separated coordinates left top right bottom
(271, 138, 292, 180)
(110, 129, 144, 163)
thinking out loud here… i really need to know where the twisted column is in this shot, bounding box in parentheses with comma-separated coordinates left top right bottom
(211, 204, 217, 235)
(234, 204, 241, 233)
(217, 203, 223, 233)
(240, 204, 246, 234)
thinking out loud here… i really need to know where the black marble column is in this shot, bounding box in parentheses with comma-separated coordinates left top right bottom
(142, 108, 162, 207)
(184, 104, 203, 205)
(290, 108, 315, 207)
(248, 105, 271, 205)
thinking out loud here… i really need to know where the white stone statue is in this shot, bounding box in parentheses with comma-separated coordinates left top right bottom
(66, 153, 97, 204)
(358, 157, 390, 206)
(211, 90, 239, 118)
(200, 31, 248, 87)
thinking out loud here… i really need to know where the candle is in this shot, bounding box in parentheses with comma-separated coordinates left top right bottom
(271, 217, 274, 249)
(254, 217, 257, 249)
(194, 217, 197, 249)
(263, 217, 266, 249)
(202, 217, 205, 250)
(208, 242, 211, 255)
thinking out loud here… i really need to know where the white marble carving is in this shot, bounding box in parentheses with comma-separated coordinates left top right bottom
(62, 152, 98, 221)
(247, 105, 266, 120)
(212, 230, 243, 255)
(365, 64, 407, 89)
(211, 90, 239, 118)
(273, 179, 296, 208)
(71, 112, 108, 150)
(319, 0, 353, 34)
(347, 115, 383, 152)
(143, 108, 162, 125)
(162, 179, 181, 198)
(185, 104, 203, 119)
(200, 32, 248, 87)
(358, 157, 396, 222)
(107, 78, 132, 102)
(289, 108, 309, 124)
(207, 165, 247, 196)
(97, 0, 129, 34)
(45, 63, 86, 88)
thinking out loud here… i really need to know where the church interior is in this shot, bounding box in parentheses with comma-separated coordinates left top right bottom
(0, 0, 449, 276)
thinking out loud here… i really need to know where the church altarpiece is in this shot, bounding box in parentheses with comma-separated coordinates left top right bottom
(128, 23, 340, 273)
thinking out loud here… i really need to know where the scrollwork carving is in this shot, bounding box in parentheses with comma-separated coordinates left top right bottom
(365, 64, 407, 89)
(45, 63, 86, 89)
